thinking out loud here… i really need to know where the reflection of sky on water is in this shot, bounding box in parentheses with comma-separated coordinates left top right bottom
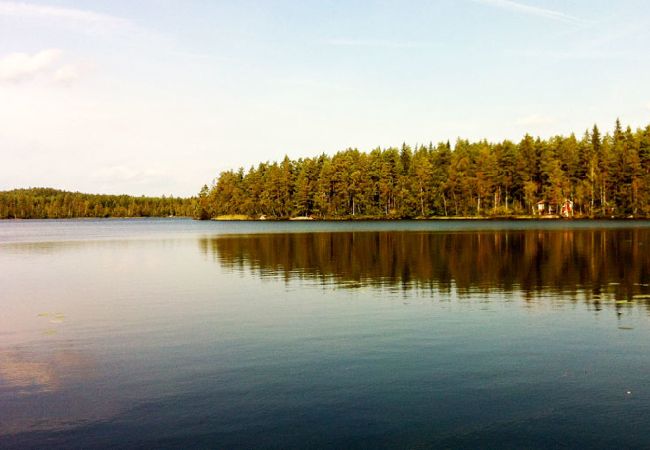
(0, 346, 92, 395)
(0, 339, 102, 437)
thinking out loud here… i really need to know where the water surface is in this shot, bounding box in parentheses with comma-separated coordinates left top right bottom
(1, 219, 650, 448)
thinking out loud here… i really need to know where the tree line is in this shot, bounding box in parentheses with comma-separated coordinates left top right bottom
(201, 120, 650, 219)
(0, 188, 196, 219)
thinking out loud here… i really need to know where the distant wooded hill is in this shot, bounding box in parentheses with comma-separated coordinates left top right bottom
(198, 120, 650, 219)
(0, 188, 196, 219)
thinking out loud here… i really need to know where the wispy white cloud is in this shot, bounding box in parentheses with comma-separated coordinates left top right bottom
(323, 38, 438, 49)
(92, 166, 169, 191)
(0, 49, 62, 82)
(473, 0, 589, 25)
(53, 64, 81, 84)
(0, 1, 170, 51)
(515, 114, 556, 126)
(0, 1, 129, 28)
(0, 49, 88, 84)
(509, 48, 648, 62)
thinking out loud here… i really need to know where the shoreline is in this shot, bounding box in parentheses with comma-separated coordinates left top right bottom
(3, 215, 650, 221)
(211, 215, 650, 221)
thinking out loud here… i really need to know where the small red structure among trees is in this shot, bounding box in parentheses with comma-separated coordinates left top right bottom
(560, 199, 574, 217)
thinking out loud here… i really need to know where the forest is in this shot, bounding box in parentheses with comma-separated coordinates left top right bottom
(3, 120, 649, 220)
(200, 120, 650, 219)
(0, 188, 196, 219)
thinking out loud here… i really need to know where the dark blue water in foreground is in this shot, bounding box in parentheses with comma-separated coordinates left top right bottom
(1, 219, 650, 449)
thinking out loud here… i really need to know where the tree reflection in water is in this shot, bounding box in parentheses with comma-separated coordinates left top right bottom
(200, 229, 650, 313)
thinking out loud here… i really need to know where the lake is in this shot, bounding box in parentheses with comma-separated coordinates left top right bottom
(1, 219, 650, 448)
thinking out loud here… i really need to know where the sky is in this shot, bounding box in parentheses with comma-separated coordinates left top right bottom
(1, 0, 649, 197)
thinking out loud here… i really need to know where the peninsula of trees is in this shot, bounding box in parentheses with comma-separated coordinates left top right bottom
(0, 188, 195, 219)
(199, 120, 650, 219)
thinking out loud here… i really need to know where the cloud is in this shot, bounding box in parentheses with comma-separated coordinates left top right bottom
(515, 114, 555, 126)
(0, 49, 89, 84)
(0, 1, 129, 28)
(0, 49, 62, 82)
(473, 0, 588, 25)
(509, 48, 645, 61)
(92, 166, 168, 186)
(0, 1, 166, 49)
(53, 65, 80, 84)
(323, 38, 438, 49)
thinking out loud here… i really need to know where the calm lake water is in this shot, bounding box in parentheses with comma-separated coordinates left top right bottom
(1, 219, 650, 449)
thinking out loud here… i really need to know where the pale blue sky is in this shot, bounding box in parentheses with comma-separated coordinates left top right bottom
(1, 0, 649, 196)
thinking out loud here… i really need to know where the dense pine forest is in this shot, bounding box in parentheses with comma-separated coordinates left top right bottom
(3, 120, 649, 220)
(201, 120, 650, 219)
(0, 188, 196, 219)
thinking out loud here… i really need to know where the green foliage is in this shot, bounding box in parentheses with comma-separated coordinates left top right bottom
(203, 120, 650, 219)
(0, 188, 196, 219)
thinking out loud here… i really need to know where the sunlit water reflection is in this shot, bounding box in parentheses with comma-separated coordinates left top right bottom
(1, 219, 649, 448)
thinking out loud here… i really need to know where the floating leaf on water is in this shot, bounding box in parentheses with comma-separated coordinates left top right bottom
(632, 294, 650, 299)
(49, 314, 65, 324)
(618, 326, 634, 330)
(608, 282, 621, 286)
(615, 300, 628, 304)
